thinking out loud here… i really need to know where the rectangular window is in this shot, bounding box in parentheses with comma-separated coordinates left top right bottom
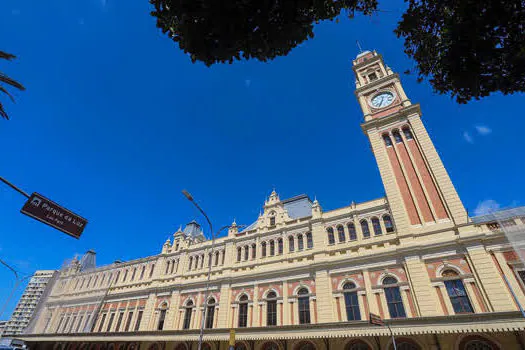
(267, 301, 277, 326)
(56, 316, 64, 333)
(97, 314, 107, 333)
(368, 72, 378, 81)
(115, 312, 124, 332)
(385, 287, 406, 318)
(298, 297, 311, 324)
(238, 304, 248, 328)
(444, 279, 473, 313)
(106, 313, 115, 332)
(76, 316, 84, 333)
(134, 310, 143, 331)
(124, 311, 133, 332)
(344, 292, 361, 321)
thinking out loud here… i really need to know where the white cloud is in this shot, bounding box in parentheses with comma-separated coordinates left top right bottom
(244, 79, 251, 88)
(475, 125, 492, 136)
(463, 131, 474, 144)
(474, 199, 501, 216)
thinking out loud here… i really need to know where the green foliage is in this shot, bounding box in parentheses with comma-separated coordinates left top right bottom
(151, 0, 525, 103)
(396, 0, 525, 103)
(150, 0, 378, 66)
(0, 51, 25, 120)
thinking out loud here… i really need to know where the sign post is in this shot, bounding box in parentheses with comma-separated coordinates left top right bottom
(369, 313, 396, 350)
(20, 192, 87, 239)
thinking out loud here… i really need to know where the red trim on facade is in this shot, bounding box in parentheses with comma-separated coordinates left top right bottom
(362, 295, 369, 320)
(470, 282, 487, 313)
(435, 286, 449, 315)
(375, 294, 384, 319)
(405, 289, 417, 317)
(335, 297, 342, 322)
(395, 141, 435, 223)
(386, 147, 421, 225)
(490, 252, 519, 309)
(406, 138, 449, 220)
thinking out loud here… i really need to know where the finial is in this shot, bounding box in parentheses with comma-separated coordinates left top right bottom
(356, 40, 363, 54)
(232, 218, 237, 226)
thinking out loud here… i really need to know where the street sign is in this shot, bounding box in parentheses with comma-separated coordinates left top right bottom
(369, 312, 384, 326)
(20, 192, 87, 239)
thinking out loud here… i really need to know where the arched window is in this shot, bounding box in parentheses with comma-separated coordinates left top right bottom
(237, 248, 242, 262)
(383, 215, 394, 232)
(360, 220, 370, 238)
(251, 244, 256, 259)
(149, 264, 155, 278)
(165, 261, 170, 274)
(266, 291, 277, 326)
(87, 277, 92, 288)
(392, 130, 403, 143)
(345, 341, 371, 350)
(244, 246, 249, 261)
(442, 270, 473, 313)
(402, 127, 413, 140)
(277, 238, 283, 254)
(297, 288, 310, 324)
(347, 223, 357, 240)
(183, 300, 193, 329)
(238, 295, 248, 328)
(269, 215, 276, 226)
(140, 266, 145, 280)
(194, 256, 199, 270)
(288, 236, 295, 252)
(261, 242, 267, 257)
(460, 336, 499, 350)
(327, 227, 335, 244)
(200, 254, 204, 269)
(171, 260, 176, 274)
(188, 257, 193, 270)
(235, 343, 247, 350)
(263, 343, 280, 350)
(208, 254, 212, 267)
(131, 268, 136, 280)
(297, 234, 304, 251)
(337, 225, 345, 242)
(343, 282, 361, 321)
(222, 250, 225, 265)
(115, 271, 121, 284)
(296, 342, 316, 350)
(215, 251, 220, 266)
(372, 217, 382, 235)
(123, 270, 128, 282)
(157, 304, 167, 330)
(383, 134, 393, 147)
(383, 277, 406, 318)
(270, 240, 275, 256)
(205, 298, 215, 329)
(393, 340, 420, 350)
(306, 232, 313, 249)
(100, 274, 105, 286)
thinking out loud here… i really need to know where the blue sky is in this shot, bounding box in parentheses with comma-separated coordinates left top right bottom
(1, 0, 524, 317)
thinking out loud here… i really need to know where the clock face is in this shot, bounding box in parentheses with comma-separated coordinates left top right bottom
(370, 91, 395, 108)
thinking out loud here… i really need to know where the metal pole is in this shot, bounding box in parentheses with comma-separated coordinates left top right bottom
(0, 176, 30, 198)
(387, 322, 397, 350)
(182, 190, 213, 350)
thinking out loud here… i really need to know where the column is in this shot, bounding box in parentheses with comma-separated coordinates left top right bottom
(282, 281, 290, 325)
(404, 256, 439, 316)
(314, 269, 334, 323)
(362, 270, 379, 315)
(466, 246, 515, 311)
(217, 283, 231, 328)
(139, 293, 157, 331)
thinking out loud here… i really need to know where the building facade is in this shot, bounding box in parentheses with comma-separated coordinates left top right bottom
(22, 52, 525, 350)
(3, 270, 56, 337)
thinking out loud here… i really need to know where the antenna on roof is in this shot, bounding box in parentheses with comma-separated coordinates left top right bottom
(356, 40, 364, 54)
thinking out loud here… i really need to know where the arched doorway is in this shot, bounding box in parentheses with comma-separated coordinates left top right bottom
(262, 342, 280, 350)
(389, 338, 421, 350)
(294, 341, 316, 350)
(345, 340, 371, 350)
(459, 335, 501, 350)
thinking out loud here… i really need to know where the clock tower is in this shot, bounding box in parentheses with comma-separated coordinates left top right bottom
(353, 50, 467, 233)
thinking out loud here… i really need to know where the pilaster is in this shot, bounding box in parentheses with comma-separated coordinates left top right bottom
(404, 256, 440, 316)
